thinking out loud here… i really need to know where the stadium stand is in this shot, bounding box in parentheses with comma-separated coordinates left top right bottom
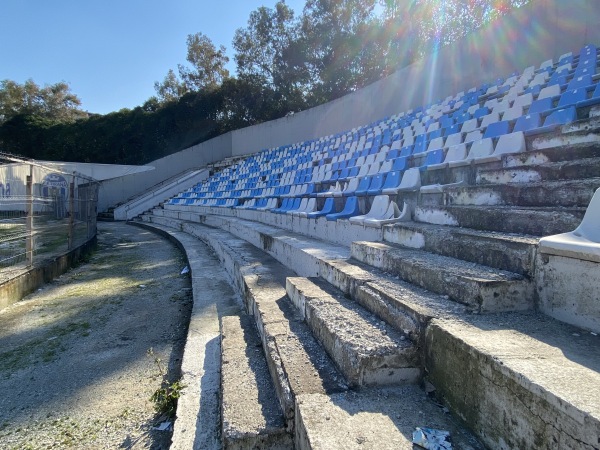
(137, 41, 600, 449)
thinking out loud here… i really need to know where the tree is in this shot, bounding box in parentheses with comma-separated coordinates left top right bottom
(154, 69, 188, 104)
(0, 79, 84, 124)
(299, 0, 382, 103)
(233, 1, 307, 113)
(178, 32, 230, 90)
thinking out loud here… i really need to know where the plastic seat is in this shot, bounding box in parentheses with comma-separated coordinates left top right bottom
(528, 97, 555, 115)
(474, 132, 526, 164)
(392, 157, 409, 172)
(306, 197, 337, 218)
(513, 113, 542, 135)
(557, 88, 588, 109)
(325, 196, 360, 221)
(288, 197, 308, 215)
(355, 175, 374, 196)
(317, 181, 344, 197)
(568, 74, 593, 91)
(542, 106, 577, 130)
(380, 171, 402, 191)
(434, 144, 468, 170)
(418, 149, 445, 171)
(539, 187, 600, 263)
(293, 197, 317, 217)
(483, 120, 510, 139)
(338, 177, 360, 197)
(381, 168, 421, 194)
(577, 83, 600, 108)
(451, 138, 493, 167)
(349, 195, 408, 227)
(366, 174, 385, 195)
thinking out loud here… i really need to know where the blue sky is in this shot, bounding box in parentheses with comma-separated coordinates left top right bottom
(1, 0, 306, 114)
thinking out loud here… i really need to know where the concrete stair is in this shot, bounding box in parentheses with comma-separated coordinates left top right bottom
(414, 204, 585, 236)
(139, 211, 600, 449)
(351, 241, 533, 312)
(382, 220, 537, 276)
(286, 276, 420, 386)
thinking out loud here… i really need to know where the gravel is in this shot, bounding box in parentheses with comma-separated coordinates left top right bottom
(0, 222, 193, 449)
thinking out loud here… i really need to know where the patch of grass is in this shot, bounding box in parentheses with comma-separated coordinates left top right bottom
(0, 321, 91, 373)
(147, 348, 185, 418)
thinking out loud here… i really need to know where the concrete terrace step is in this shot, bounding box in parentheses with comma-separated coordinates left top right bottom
(383, 221, 538, 276)
(286, 277, 420, 387)
(424, 177, 600, 208)
(477, 156, 600, 185)
(145, 211, 469, 342)
(425, 311, 600, 450)
(140, 215, 484, 449)
(144, 214, 348, 429)
(352, 241, 533, 313)
(414, 204, 585, 236)
(221, 314, 292, 449)
(295, 386, 484, 450)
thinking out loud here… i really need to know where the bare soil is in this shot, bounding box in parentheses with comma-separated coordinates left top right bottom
(0, 221, 193, 449)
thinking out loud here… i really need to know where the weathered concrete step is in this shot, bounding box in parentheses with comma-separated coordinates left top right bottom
(286, 277, 420, 387)
(351, 241, 534, 312)
(414, 204, 585, 236)
(144, 215, 349, 429)
(295, 386, 484, 449)
(383, 221, 537, 276)
(425, 311, 600, 450)
(477, 157, 600, 185)
(427, 178, 600, 208)
(221, 314, 292, 449)
(531, 125, 600, 152)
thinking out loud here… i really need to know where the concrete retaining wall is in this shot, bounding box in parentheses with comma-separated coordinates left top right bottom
(0, 236, 97, 309)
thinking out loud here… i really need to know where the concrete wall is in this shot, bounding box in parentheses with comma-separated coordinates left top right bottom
(98, 132, 232, 212)
(99, 0, 600, 209)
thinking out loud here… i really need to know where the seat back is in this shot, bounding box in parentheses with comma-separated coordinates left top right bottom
(366, 195, 391, 219)
(575, 188, 600, 242)
(398, 168, 421, 190)
(468, 138, 494, 159)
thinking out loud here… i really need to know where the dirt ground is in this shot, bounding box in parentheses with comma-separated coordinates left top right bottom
(0, 221, 193, 449)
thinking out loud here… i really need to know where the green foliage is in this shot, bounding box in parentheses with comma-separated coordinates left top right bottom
(0, 79, 86, 125)
(148, 348, 185, 418)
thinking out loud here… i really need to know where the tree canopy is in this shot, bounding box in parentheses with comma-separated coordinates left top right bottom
(0, 79, 86, 125)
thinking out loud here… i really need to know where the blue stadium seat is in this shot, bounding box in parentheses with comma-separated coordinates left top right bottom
(567, 74, 593, 91)
(528, 97, 555, 115)
(417, 149, 445, 171)
(306, 197, 337, 218)
(392, 156, 409, 172)
(326, 196, 360, 221)
(355, 176, 374, 196)
(513, 113, 542, 135)
(366, 174, 385, 195)
(542, 106, 577, 129)
(557, 88, 588, 109)
(483, 120, 511, 139)
(577, 82, 600, 108)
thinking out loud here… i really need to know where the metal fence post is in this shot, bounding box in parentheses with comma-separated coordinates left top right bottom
(26, 164, 33, 266)
(68, 178, 74, 250)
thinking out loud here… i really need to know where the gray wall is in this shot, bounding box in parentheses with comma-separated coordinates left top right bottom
(100, 0, 600, 210)
(98, 132, 232, 212)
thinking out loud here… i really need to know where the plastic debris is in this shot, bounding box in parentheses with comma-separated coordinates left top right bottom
(180, 266, 190, 275)
(152, 421, 172, 431)
(138, 284, 146, 288)
(412, 427, 452, 449)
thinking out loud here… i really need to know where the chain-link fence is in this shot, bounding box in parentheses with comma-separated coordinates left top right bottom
(0, 154, 98, 280)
